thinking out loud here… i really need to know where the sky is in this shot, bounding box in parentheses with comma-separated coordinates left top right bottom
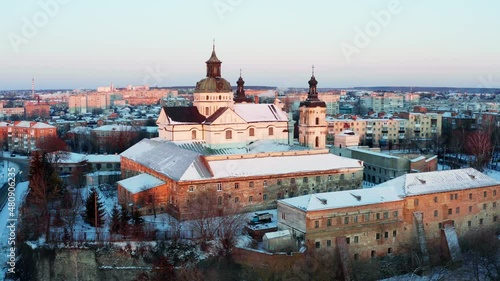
(1, 0, 500, 90)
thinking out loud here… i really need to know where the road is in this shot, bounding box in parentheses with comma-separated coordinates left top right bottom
(0, 156, 29, 210)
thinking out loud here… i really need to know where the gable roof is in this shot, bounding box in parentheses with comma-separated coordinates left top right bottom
(375, 167, 499, 196)
(204, 107, 230, 124)
(117, 173, 165, 194)
(162, 106, 206, 124)
(280, 168, 499, 212)
(120, 138, 212, 181)
(234, 104, 288, 122)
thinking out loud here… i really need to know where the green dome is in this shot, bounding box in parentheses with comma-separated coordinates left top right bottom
(194, 77, 232, 93)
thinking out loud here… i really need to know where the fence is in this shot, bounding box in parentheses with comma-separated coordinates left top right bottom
(47, 228, 197, 243)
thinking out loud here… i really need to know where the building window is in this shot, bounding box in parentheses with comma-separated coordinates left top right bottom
(376, 213, 380, 220)
(315, 117, 319, 125)
(249, 196, 253, 202)
(393, 230, 397, 237)
(456, 207, 460, 214)
(217, 182, 222, 191)
(353, 216, 358, 223)
(291, 178, 296, 184)
(281, 213, 286, 220)
(388, 248, 393, 254)
(450, 194, 453, 200)
(327, 218, 332, 226)
(434, 196, 438, 203)
(235, 183, 239, 189)
(328, 175, 332, 181)
(188, 185, 195, 192)
(393, 211, 398, 217)
(277, 179, 282, 185)
(469, 193, 473, 200)
(376, 233, 380, 240)
(263, 180, 268, 187)
(315, 176, 321, 183)
(383, 212, 389, 219)
(493, 202, 497, 208)
(263, 194, 268, 200)
(303, 177, 308, 183)
(191, 130, 197, 140)
(314, 221, 319, 228)
(434, 210, 438, 217)
(494, 216, 498, 222)
(225, 130, 232, 139)
(384, 231, 389, 239)
(468, 221, 472, 227)
(354, 236, 359, 243)
(479, 218, 483, 225)
(494, 190, 497, 196)
(469, 206, 472, 212)
(484, 191, 487, 198)
(448, 208, 452, 215)
(315, 242, 320, 249)
(218, 196, 222, 205)
(249, 128, 255, 137)
(371, 251, 376, 258)
(483, 203, 487, 210)
(346, 237, 350, 244)
(344, 217, 349, 224)
(364, 213, 370, 222)
(249, 181, 254, 188)
(438, 223, 442, 229)
(340, 174, 344, 180)
(327, 240, 332, 247)
(268, 127, 274, 136)
(234, 197, 239, 203)
(354, 253, 359, 260)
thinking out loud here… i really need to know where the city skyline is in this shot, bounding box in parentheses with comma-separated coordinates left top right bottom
(1, 1, 500, 90)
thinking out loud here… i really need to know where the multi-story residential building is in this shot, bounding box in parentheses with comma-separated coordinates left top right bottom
(328, 112, 442, 148)
(24, 104, 51, 119)
(277, 168, 500, 265)
(68, 93, 111, 114)
(360, 92, 404, 113)
(0, 121, 57, 153)
(0, 107, 25, 119)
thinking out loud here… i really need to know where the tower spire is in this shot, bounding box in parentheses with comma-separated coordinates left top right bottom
(213, 38, 215, 51)
(312, 65, 315, 77)
(206, 41, 222, 78)
(234, 68, 252, 103)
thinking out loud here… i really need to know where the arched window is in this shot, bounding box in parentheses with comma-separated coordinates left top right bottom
(315, 117, 319, 125)
(219, 95, 222, 100)
(191, 130, 196, 140)
(249, 128, 255, 136)
(268, 127, 274, 136)
(206, 95, 209, 100)
(205, 107, 209, 116)
(315, 136, 319, 147)
(226, 130, 232, 139)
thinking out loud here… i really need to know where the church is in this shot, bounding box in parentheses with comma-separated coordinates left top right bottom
(117, 45, 364, 220)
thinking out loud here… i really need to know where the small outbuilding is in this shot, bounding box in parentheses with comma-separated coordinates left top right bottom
(262, 230, 294, 252)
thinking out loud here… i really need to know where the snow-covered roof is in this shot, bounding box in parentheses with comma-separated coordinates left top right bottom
(263, 230, 291, 240)
(31, 122, 55, 129)
(206, 153, 363, 180)
(117, 173, 165, 194)
(120, 139, 211, 181)
(122, 139, 361, 182)
(93, 124, 135, 131)
(280, 168, 499, 212)
(53, 152, 120, 163)
(233, 104, 288, 122)
(280, 185, 405, 211)
(375, 168, 498, 196)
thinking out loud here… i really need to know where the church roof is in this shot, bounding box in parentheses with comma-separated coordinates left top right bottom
(233, 104, 288, 122)
(162, 106, 206, 123)
(194, 77, 232, 93)
(206, 49, 221, 63)
(204, 107, 230, 124)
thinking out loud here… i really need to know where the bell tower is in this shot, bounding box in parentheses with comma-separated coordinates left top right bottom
(299, 66, 327, 149)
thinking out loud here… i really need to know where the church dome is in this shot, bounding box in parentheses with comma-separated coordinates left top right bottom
(194, 77, 232, 93)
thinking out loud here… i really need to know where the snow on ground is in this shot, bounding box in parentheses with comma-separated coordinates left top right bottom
(483, 168, 500, 182)
(0, 181, 29, 280)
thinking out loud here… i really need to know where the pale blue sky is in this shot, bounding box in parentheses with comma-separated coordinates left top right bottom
(1, 1, 499, 90)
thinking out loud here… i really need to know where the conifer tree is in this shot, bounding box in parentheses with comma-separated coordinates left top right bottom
(84, 188, 106, 227)
(110, 204, 121, 234)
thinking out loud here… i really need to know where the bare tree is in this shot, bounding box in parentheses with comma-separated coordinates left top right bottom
(466, 130, 492, 171)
